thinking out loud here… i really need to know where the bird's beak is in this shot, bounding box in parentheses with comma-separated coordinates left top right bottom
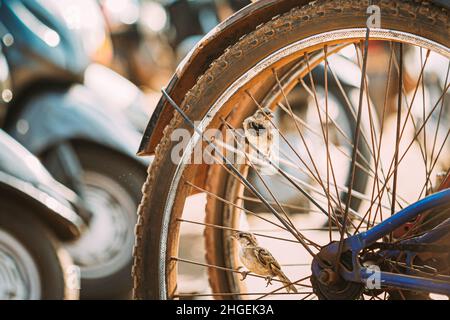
(230, 233, 238, 240)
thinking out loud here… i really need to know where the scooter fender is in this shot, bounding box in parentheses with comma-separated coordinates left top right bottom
(83, 63, 153, 134)
(0, 130, 83, 240)
(0, 174, 83, 240)
(7, 84, 150, 167)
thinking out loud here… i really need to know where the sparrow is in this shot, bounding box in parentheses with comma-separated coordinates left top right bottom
(243, 108, 275, 168)
(232, 231, 298, 293)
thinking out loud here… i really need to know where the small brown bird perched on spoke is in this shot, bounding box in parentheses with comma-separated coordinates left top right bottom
(243, 108, 274, 169)
(233, 231, 298, 293)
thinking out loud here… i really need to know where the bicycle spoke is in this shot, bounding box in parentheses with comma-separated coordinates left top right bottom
(301, 54, 356, 230)
(363, 42, 396, 232)
(224, 119, 299, 230)
(271, 69, 340, 215)
(360, 81, 450, 225)
(338, 33, 371, 259)
(222, 119, 324, 247)
(327, 54, 375, 157)
(171, 257, 312, 288)
(195, 157, 321, 249)
(420, 48, 429, 194)
(302, 56, 410, 213)
(177, 218, 311, 244)
(277, 99, 410, 208)
(323, 45, 332, 241)
(174, 291, 315, 298)
(420, 62, 450, 198)
(245, 91, 327, 197)
(272, 68, 349, 233)
(238, 195, 319, 213)
(386, 83, 450, 187)
(256, 275, 312, 300)
(251, 227, 339, 232)
(417, 127, 450, 200)
(254, 90, 405, 214)
(220, 127, 368, 224)
(185, 180, 291, 232)
(429, 61, 450, 166)
(391, 43, 403, 225)
(221, 118, 364, 229)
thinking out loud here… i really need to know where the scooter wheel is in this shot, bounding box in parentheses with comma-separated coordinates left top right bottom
(0, 201, 77, 300)
(65, 143, 146, 299)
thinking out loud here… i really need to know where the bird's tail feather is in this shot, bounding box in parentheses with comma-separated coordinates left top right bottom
(276, 270, 298, 293)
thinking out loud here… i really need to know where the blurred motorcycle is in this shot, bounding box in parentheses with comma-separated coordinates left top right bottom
(164, 0, 251, 60)
(98, 0, 250, 101)
(0, 0, 149, 298)
(99, 0, 174, 91)
(0, 128, 88, 300)
(99, 0, 247, 88)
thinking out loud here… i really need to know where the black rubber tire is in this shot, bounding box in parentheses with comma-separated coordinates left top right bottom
(72, 144, 146, 299)
(133, 0, 449, 299)
(0, 201, 76, 300)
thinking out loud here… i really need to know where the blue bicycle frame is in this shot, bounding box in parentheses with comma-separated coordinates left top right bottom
(338, 188, 450, 295)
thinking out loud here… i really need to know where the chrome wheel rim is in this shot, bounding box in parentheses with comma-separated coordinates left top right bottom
(0, 229, 41, 300)
(158, 29, 449, 299)
(65, 171, 136, 279)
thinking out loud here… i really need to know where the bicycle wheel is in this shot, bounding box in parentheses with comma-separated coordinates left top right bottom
(133, 0, 450, 300)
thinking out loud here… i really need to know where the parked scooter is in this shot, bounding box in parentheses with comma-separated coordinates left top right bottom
(0, 128, 87, 300)
(0, 0, 149, 299)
